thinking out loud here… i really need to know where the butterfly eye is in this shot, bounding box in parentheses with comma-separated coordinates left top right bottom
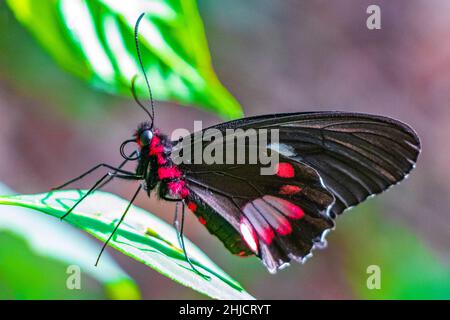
(139, 130, 153, 146)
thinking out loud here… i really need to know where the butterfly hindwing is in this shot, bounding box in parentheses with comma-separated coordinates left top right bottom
(180, 155, 335, 273)
(184, 185, 253, 257)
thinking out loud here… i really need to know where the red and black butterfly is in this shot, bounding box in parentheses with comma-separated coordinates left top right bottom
(56, 14, 420, 274)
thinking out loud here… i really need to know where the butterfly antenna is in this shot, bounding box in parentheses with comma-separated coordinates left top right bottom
(131, 75, 153, 121)
(134, 12, 155, 127)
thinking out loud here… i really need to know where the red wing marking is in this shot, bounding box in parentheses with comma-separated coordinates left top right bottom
(253, 198, 293, 236)
(264, 195, 305, 219)
(279, 185, 302, 195)
(198, 216, 207, 225)
(275, 162, 295, 178)
(241, 195, 306, 244)
(187, 199, 206, 224)
(239, 217, 259, 253)
(187, 201, 197, 212)
(242, 201, 275, 244)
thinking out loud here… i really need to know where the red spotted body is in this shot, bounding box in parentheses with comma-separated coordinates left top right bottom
(134, 123, 190, 200)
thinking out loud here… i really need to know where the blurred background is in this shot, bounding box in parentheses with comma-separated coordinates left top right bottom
(1, 0, 449, 299)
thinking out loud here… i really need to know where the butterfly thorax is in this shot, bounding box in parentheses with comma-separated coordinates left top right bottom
(134, 123, 189, 200)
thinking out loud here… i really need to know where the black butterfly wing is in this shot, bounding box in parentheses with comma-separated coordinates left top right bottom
(193, 112, 421, 217)
(177, 155, 335, 273)
(171, 111, 420, 272)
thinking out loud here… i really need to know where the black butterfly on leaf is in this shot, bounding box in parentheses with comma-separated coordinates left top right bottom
(55, 13, 420, 274)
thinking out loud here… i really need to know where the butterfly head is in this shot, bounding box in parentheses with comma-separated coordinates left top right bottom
(135, 122, 154, 147)
(119, 122, 155, 161)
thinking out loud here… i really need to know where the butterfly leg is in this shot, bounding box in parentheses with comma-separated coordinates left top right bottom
(96, 151, 141, 190)
(95, 184, 142, 266)
(60, 172, 143, 221)
(52, 151, 138, 190)
(173, 202, 211, 280)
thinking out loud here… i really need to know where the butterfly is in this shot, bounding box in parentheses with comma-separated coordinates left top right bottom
(55, 14, 421, 274)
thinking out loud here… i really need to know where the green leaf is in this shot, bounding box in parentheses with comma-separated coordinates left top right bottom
(0, 183, 140, 299)
(6, 0, 243, 119)
(0, 190, 254, 300)
(338, 203, 450, 299)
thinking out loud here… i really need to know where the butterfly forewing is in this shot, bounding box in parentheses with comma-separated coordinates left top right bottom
(179, 112, 420, 216)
